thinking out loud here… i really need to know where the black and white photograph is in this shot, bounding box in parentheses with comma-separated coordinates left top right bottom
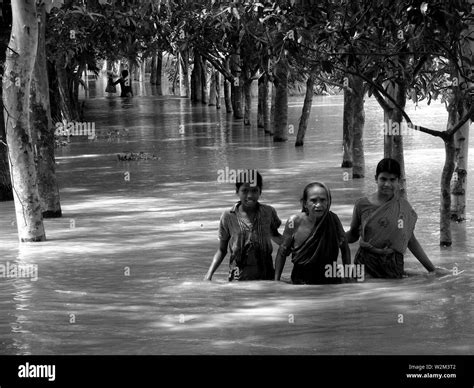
(0, 0, 473, 385)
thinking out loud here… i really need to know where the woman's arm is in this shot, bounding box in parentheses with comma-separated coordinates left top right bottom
(274, 218, 295, 281)
(340, 237, 351, 265)
(345, 204, 360, 243)
(407, 234, 435, 272)
(204, 239, 228, 280)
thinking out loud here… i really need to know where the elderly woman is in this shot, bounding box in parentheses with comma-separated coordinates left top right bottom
(274, 182, 350, 284)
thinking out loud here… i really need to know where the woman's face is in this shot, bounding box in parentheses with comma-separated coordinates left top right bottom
(375, 172, 399, 196)
(305, 186, 328, 220)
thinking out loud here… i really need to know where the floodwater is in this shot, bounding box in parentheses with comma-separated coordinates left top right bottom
(0, 78, 472, 355)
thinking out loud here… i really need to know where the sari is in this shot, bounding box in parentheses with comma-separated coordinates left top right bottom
(354, 193, 417, 278)
(288, 183, 345, 284)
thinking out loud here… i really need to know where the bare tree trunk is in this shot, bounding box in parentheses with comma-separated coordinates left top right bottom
(441, 137, 456, 247)
(295, 74, 314, 147)
(230, 51, 243, 119)
(191, 49, 202, 102)
(273, 58, 288, 142)
(215, 71, 221, 109)
(209, 68, 216, 106)
(0, 94, 13, 201)
(257, 75, 265, 128)
(180, 50, 190, 97)
(150, 55, 157, 84)
(201, 58, 208, 104)
(3, 0, 46, 241)
(243, 77, 252, 126)
(30, 3, 61, 217)
(224, 58, 232, 113)
(352, 76, 365, 178)
(383, 80, 407, 196)
(342, 79, 354, 168)
(156, 51, 162, 95)
(263, 77, 271, 134)
(269, 81, 276, 136)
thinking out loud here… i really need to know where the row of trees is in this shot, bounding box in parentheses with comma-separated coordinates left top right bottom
(1, 0, 473, 245)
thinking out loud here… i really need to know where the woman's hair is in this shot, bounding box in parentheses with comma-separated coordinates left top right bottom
(300, 182, 331, 214)
(376, 158, 401, 179)
(121, 70, 129, 78)
(235, 170, 263, 193)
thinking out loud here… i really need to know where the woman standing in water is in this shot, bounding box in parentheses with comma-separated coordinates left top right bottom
(274, 182, 350, 284)
(346, 158, 444, 278)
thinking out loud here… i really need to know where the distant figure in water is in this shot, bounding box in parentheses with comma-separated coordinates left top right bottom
(112, 69, 133, 97)
(346, 158, 446, 278)
(274, 182, 351, 284)
(204, 171, 283, 281)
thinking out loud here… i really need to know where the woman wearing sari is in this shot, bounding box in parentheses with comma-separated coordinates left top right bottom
(346, 158, 440, 278)
(274, 182, 350, 284)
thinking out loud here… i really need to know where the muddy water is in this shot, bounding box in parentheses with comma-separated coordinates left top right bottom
(0, 86, 472, 354)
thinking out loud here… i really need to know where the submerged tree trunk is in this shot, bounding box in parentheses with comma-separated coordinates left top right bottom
(156, 51, 162, 95)
(191, 49, 202, 103)
(342, 79, 354, 168)
(224, 58, 232, 113)
(30, 3, 61, 217)
(215, 71, 221, 109)
(351, 76, 365, 178)
(383, 80, 407, 196)
(180, 50, 190, 98)
(150, 55, 157, 84)
(295, 74, 315, 147)
(209, 68, 216, 106)
(451, 120, 469, 222)
(269, 82, 276, 136)
(3, 0, 46, 241)
(201, 58, 208, 104)
(230, 51, 243, 119)
(273, 58, 288, 142)
(243, 77, 252, 126)
(257, 75, 266, 128)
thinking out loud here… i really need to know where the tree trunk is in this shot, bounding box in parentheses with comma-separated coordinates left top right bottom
(351, 76, 365, 178)
(191, 49, 202, 102)
(180, 50, 190, 98)
(3, 0, 46, 241)
(230, 51, 243, 119)
(56, 57, 76, 121)
(0, 92, 13, 201)
(273, 58, 288, 142)
(440, 136, 456, 246)
(201, 58, 208, 104)
(269, 82, 276, 136)
(156, 50, 163, 95)
(209, 68, 216, 106)
(0, 34, 13, 201)
(224, 58, 232, 113)
(215, 71, 221, 109)
(383, 80, 407, 196)
(295, 74, 315, 147)
(450, 121, 469, 221)
(30, 3, 61, 218)
(243, 77, 252, 126)
(150, 55, 157, 84)
(342, 78, 354, 167)
(257, 75, 266, 128)
(263, 77, 271, 134)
